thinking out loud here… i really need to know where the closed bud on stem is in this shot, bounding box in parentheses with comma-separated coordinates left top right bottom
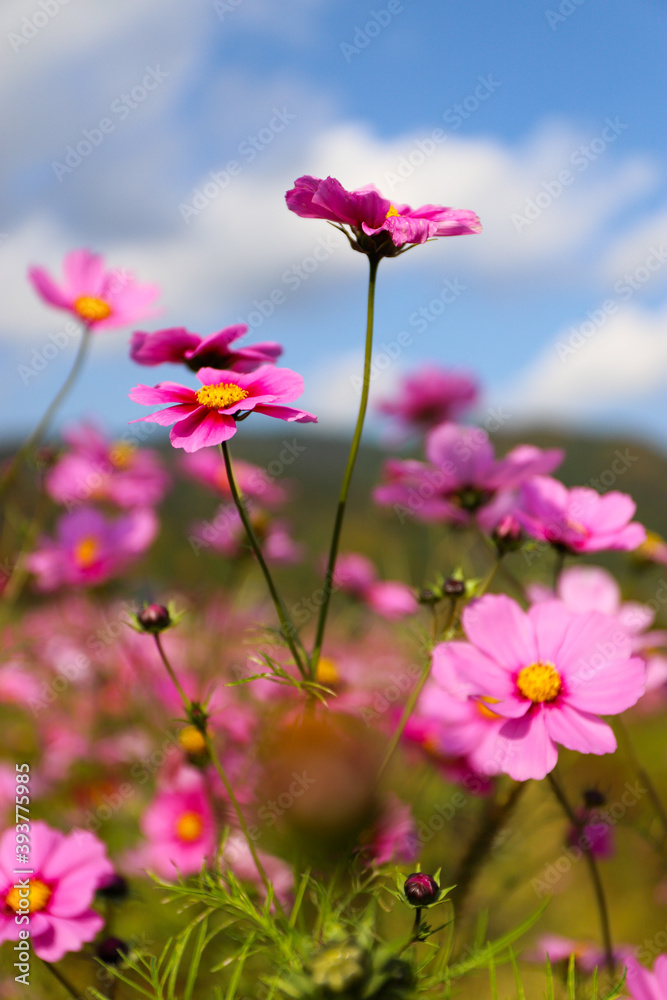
(442, 578, 465, 598)
(137, 603, 171, 633)
(404, 872, 439, 906)
(96, 936, 129, 965)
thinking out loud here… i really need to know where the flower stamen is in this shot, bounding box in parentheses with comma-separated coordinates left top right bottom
(517, 661, 562, 703)
(5, 879, 52, 914)
(175, 811, 203, 842)
(74, 296, 112, 322)
(195, 384, 249, 410)
(74, 536, 100, 568)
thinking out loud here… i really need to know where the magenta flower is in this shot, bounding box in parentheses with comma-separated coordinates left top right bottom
(26, 506, 158, 591)
(130, 324, 282, 373)
(567, 809, 615, 859)
(45, 423, 169, 510)
(129, 365, 317, 453)
(286, 175, 481, 256)
(134, 768, 216, 879)
(374, 423, 563, 531)
(378, 366, 479, 433)
(0, 820, 114, 961)
(332, 552, 417, 620)
(517, 476, 646, 553)
(181, 449, 288, 506)
(626, 954, 667, 1000)
(192, 504, 303, 565)
(29, 248, 160, 330)
(357, 796, 418, 867)
(432, 594, 645, 781)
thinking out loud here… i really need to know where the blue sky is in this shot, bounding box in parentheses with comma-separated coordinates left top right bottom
(1, 0, 666, 446)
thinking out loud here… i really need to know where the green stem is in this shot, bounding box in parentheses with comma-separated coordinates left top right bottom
(152, 631, 286, 919)
(154, 634, 191, 711)
(311, 254, 380, 675)
(615, 717, 667, 835)
(41, 959, 86, 999)
(220, 441, 307, 677)
(546, 771, 614, 977)
(0, 325, 92, 500)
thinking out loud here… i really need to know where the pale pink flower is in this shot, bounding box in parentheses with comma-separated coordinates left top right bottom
(526, 934, 632, 973)
(26, 507, 158, 591)
(134, 767, 216, 879)
(191, 504, 303, 565)
(357, 796, 418, 866)
(29, 248, 160, 330)
(0, 820, 114, 961)
(625, 954, 667, 1000)
(332, 552, 417, 620)
(45, 423, 169, 509)
(378, 366, 479, 433)
(130, 324, 282, 372)
(431, 594, 645, 781)
(374, 423, 563, 531)
(517, 476, 646, 553)
(181, 449, 287, 505)
(222, 833, 293, 906)
(129, 365, 316, 453)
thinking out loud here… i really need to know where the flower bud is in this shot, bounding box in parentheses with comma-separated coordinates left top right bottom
(137, 603, 171, 633)
(96, 936, 129, 965)
(96, 873, 129, 902)
(418, 587, 440, 605)
(442, 578, 465, 598)
(583, 788, 606, 808)
(404, 872, 439, 906)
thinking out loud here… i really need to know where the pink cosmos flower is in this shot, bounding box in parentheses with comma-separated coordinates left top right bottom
(130, 324, 282, 372)
(192, 504, 303, 565)
(332, 552, 417, 620)
(26, 507, 158, 591)
(567, 810, 615, 859)
(29, 248, 160, 330)
(181, 449, 287, 506)
(378, 366, 479, 433)
(0, 820, 114, 961)
(517, 476, 646, 553)
(374, 423, 563, 531)
(222, 833, 293, 906)
(357, 796, 418, 867)
(133, 768, 216, 879)
(526, 934, 632, 974)
(45, 423, 169, 509)
(129, 365, 317, 453)
(432, 594, 645, 781)
(286, 175, 481, 254)
(626, 954, 667, 1000)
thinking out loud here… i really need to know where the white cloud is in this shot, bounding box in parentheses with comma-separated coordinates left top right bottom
(500, 303, 667, 423)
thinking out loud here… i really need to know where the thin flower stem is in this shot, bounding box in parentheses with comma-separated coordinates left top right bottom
(310, 254, 380, 675)
(615, 717, 667, 835)
(41, 959, 88, 999)
(219, 441, 307, 677)
(546, 771, 614, 977)
(151, 631, 286, 920)
(0, 324, 92, 500)
(154, 634, 191, 711)
(450, 780, 526, 921)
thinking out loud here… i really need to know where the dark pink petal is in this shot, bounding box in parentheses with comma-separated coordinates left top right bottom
(32, 911, 104, 962)
(543, 703, 616, 755)
(242, 365, 305, 402)
(462, 594, 538, 671)
(579, 522, 646, 552)
(496, 709, 559, 781)
(129, 382, 197, 405)
(170, 409, 237, 452)
(130, 328, 201, 365)
(425, 423, 495, 489)
(130, 402, 199, 427)
(188, 325, 247, 358)
(252, 404, 317, 423)
(492, 445, 564, 490)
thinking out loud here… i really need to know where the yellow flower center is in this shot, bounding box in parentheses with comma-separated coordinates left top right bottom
(386, 204, 400, 218)
(316, 657, 340, 686)
(476, 696, 502, 720)
(73, 296, 112, 321)
(5, 879, 52, 914)
(517, 662, 562, 703)
(178, 726, 207, 756)
(109, 441, 135, 468)
(638, 531, 664, 558)
(195, 384, 249, 410)
(74, 535, 100, 568)
(176, 811, 203, 842)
